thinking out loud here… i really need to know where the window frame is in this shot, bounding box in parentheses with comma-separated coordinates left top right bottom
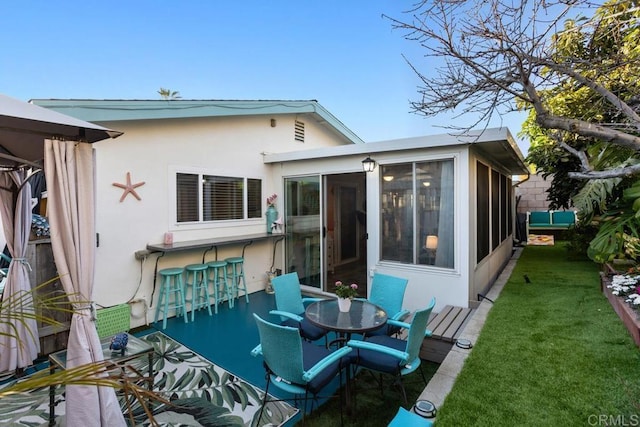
(170, 166, 263, 229)
(378, 156, 456, 270)
(476, 160, 513, 264)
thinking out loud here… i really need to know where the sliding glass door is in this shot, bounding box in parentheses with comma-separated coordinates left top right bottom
(284, 176, 321, 289)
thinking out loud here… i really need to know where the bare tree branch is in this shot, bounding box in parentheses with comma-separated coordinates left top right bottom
(569, 163, 640, 179)
(385, 0, 640, 179)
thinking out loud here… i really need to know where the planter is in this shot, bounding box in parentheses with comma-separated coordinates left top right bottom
(337, 297, 352, 312)
(265, 206, 278, 234)
(601, 275, 640, 347)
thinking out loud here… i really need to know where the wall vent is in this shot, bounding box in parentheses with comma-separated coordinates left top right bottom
(294, 120, 305, 142)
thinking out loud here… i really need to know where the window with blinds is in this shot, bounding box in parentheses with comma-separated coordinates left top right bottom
(177, 173, 199, 222)
(247, 178, 262, 219)
(176, 172, 262, 223)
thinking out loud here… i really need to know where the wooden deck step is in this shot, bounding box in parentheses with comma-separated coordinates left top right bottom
(420, 305, 474, 363)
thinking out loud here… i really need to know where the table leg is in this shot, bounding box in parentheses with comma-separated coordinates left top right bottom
(345, 360, 353, 416)
(146, 351, 154, 412)
(147, 352, 153, 389)
(343, 332, 353, 416)
(49, 361, 55, 426)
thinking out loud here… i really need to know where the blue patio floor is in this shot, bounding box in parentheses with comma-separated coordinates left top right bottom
(143, 290, 341, 425)
(147, 290, 276, 388)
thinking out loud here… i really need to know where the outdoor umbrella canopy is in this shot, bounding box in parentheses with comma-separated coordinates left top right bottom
(0, 93, 122, 169)
(0, 92, 125, 426)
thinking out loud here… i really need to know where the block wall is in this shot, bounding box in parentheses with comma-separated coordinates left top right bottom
(516, 173, 552, 214)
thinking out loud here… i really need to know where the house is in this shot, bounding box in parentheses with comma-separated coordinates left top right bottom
(33, 99, 528, 328)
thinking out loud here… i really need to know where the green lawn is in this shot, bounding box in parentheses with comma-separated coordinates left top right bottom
(436, 244, 640, 426)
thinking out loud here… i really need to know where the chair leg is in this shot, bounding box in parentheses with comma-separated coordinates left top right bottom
(153, 278, 165, 324)
(256, 374, 271, 425)
(396, 375, 408, 405)
(419, 364, 427, 385)
(302, 390, 309, 426)
(212, 269, 219, 314)
(178, 276, 188, 324)
(339, 363, 344, 426)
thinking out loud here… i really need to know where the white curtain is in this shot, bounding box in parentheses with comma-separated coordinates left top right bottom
(435, 160, 454, 268)
(44, 139, 125, 426)
(0, 170, 39, 371)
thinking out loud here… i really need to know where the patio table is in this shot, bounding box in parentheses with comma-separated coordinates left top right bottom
(305, 299, 387, 414)
(305, 299, 388, 344)
(48, 334, 154, 426)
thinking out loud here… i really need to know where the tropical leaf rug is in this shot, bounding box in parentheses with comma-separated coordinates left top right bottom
(0, 331, 297, 426)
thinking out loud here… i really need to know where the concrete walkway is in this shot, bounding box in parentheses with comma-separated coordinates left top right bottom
(415, 247, 523, 415)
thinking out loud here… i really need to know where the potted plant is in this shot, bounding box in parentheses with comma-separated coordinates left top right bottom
(265, 194, 278, 234)
(334, 281, 358, 312)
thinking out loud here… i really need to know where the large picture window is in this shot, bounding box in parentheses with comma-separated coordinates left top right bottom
(380, 159, 454, 268)
(176, 172, 262, 223)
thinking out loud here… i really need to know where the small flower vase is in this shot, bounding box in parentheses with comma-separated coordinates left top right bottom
(266, 205, 278, 234)
(337, 297, 352, 312)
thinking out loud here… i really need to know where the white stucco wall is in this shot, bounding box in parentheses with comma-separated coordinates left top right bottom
(89, 114, 348, 327)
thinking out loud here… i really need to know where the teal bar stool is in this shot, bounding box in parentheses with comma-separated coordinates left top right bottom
(225, 256, 249, 305)
(208, 260, 231, 311)
(154, 267, 188, 329)
(185, 263, 212, 321)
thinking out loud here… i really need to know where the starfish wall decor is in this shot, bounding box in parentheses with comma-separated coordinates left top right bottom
(113, 172, 145, 202)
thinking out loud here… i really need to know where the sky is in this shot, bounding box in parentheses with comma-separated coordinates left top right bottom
(1, 1, 530, 154)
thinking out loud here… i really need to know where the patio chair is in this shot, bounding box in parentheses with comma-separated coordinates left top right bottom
(358, 272, 409, 337)
(347, 297, 436, 404)
(250, 313, 353, 425)
(388, 407, 434, 427)
(270, 272, 329, 345)
(96, 303, 131, 339)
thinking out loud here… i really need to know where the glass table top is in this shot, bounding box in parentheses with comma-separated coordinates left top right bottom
(49, 334, 153, 368)
(305, 299, 387, 334)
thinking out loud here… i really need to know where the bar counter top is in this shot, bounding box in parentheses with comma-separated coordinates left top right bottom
(147, 232, 282, 253)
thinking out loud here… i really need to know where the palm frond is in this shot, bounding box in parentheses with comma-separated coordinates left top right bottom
(0, 277, 80, 343)
(1, 360, 169, 426)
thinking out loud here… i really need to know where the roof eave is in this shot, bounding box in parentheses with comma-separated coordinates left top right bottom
(31, 99, 364, 145)
(265, 127, 529, 176)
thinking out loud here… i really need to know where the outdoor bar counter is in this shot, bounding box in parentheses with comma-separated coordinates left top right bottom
(147, 232, 284, 260)
(146, 232, 284, 307)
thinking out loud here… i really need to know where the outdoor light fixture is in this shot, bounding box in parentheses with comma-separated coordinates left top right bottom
(455, 338, 473, 349)
(362, 156, 376, 173)
(414, 400, 437, 418)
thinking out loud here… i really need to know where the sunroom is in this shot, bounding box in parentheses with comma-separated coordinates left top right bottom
(264, 127, 528, 312)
